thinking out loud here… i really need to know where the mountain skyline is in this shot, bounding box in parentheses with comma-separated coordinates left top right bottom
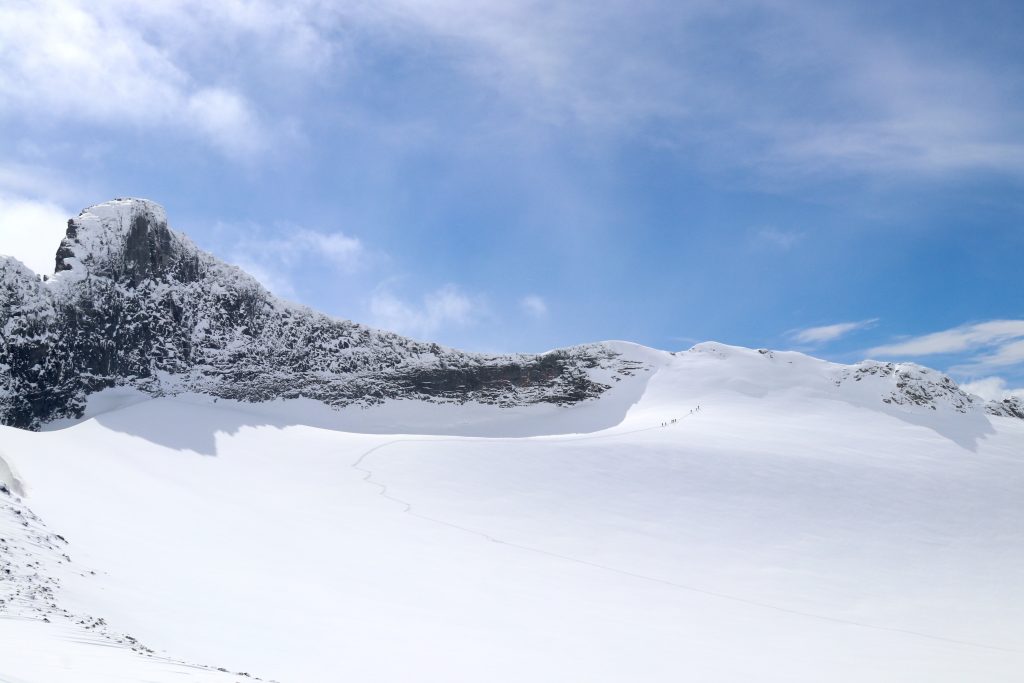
(1, 1, 1022, 397)
(4, 193, 1022, 404)
(2, 196, 1019, 432)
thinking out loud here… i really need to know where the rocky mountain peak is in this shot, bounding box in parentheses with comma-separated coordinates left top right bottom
(987, 396, 1024, 419)
(54, 198, 201, 285)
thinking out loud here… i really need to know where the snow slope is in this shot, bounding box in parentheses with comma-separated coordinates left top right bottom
(1, 343, 1023, 682)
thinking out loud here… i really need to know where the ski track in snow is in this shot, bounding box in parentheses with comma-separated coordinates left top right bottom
(351, 409, 1019, 655)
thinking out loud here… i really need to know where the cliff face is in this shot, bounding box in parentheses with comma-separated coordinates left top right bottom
(0, 199, 641, 429)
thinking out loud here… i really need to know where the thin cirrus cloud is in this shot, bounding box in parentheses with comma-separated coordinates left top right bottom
(352, 0, 1024, 178)
(868, 321, 1024, 393)
(967, 339, 1024, 369)
(868, 320, 1024, 358)
(520, 295, 548, 319)
(792, 319, 878, 344)
(223, 225, 367, 299)
(223, 223, 365, 267)
(961, 377, 1024, 403)
(369, 284, 483, 341)
(3, 1, 1022, 178)
(755, 227, 804, 251)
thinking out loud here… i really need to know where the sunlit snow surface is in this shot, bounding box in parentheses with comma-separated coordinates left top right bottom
(2, 343, 1023, 682)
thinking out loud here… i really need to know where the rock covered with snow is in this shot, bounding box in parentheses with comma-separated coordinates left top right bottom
(1, 199, 642, 429)
(1, 199, 1019, 429)
(986, 397, 1024, 419)
(834, 360, 978, 412)
(685, 342, 1014, 421)
(0, 257, 64, 427)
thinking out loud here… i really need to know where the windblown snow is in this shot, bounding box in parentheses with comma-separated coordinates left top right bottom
(2, 342, 1023, 682)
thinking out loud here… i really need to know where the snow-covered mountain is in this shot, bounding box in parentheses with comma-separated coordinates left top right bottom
(0, 199, 642, 430)
(2, 199, 1023, 682)
(2, 342, 1023, 682)
(2, 198, 1019, 432)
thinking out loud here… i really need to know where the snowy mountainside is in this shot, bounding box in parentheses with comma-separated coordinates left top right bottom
(988, 396, 1024, 418)
(1, 197, 1017, 432)
(3, 199, 1023, 682)
(0, 198, 642, 429)
(680, 342, 1004, 421)
(1, 343, 1022, 682)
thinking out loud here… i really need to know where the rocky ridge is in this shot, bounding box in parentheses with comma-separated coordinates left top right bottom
(1, 199, 641, 429)
(0, 198, 1018, 429)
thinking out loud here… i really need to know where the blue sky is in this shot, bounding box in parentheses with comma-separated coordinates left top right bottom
(1, 0, 1022, 399)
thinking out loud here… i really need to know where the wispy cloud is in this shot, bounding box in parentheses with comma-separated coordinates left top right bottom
(792, 318, 878, 344)
(956, 339, 1024, 372)
(228, 225, 364, 266)
(3, 0, 1022, 178)
(228, 256, 300, 300)
(520, 294, 548, 319)
(868, 320, 1024, 357)
(0, 0, 328, 159)
(869, 320, 1024, 378)
(0, 194, 71, 275)
(344, 1, 1024, 179)
(961, 377, 1024, 403)
(217, 223, 367, 298)
(755, 227, 804, 251)
(369, 284, 483, 340)
(185, 88, 270, 158)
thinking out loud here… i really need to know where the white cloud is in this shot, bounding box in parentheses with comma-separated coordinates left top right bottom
(868, 320, 1024, 356)
(0, 195, 71, 275)
(869, 320, 1024, 378)
(344, 1, 1024, 178)
(239, 227, 364, 269)
(2, 0, 1020, 177)
(343, 1, 700, 133)
(956, 339, 1024, 372)
(961, 377, 1024, 403)
(222, 224, 366, 298)
(792, 318, 878, 344)
(370, 284, 482, 340)
(0, 0, 334, 159)
(0, 163, 86, 207)
(229, 256, 299, 300)
(520, 295, 548, 319)
(755, 227, 804, 251)
(291, 230, 364, 268)
(0, 0, 186, 124)
(186, 88, 269, 158)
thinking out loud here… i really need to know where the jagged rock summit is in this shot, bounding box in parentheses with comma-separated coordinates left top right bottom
(0, 198, 1019, 430)
(54, 199, 198, 285)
